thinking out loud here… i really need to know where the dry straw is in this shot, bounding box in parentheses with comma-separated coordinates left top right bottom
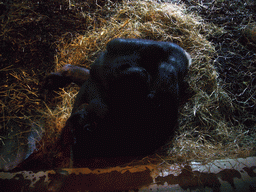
(1, 0, 255, 167)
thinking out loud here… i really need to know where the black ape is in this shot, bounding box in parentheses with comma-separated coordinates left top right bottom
(43, 38, 191, 160)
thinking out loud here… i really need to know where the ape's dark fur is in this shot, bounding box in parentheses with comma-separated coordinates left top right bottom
(43, 38, 191, 160)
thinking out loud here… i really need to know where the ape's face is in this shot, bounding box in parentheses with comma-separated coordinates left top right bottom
(110, 66, 151, 108)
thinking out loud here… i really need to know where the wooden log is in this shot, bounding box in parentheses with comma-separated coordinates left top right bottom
(1, 156, 255, 192)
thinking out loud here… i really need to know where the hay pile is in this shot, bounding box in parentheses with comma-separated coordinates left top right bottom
(174, 0, 256, 163)
(49, 1, 255, 163)
(1, 0, 255, 169)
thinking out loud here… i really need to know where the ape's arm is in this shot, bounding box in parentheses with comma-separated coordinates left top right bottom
(60, 64, 90, 86)
(42, 64, 90, 90)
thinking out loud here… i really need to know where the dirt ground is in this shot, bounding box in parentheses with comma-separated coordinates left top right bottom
(0, 0, 255, 170)
(183, 0, 256, 128)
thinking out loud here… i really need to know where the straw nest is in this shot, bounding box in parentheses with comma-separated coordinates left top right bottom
(1, 0, 255, 168)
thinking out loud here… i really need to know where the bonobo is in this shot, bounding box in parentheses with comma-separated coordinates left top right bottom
(43, 38, 191, 160)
